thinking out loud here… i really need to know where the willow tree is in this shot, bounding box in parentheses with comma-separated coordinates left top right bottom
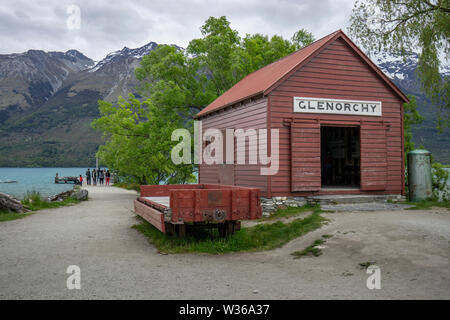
(92, 92, 195, 185)
(349, 0, 449, 129)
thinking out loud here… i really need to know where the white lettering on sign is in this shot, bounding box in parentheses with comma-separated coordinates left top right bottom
(293, 97, 382, 116)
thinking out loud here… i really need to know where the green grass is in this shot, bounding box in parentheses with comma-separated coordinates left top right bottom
(405, 200, 450, 210)
(291, 239, 325, 259)
(290, 233, 334, 259)
(0, 190, 80, 222)
(21, 190, 80, 211)
(0, 208, 33, 222)
(133, 211, 326, 254)
(263, 204, 323, 220)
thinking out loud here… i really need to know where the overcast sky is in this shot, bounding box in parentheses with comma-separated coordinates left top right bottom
(0, 0, 356, 61)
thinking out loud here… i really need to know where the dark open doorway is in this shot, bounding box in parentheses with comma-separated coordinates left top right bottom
(321, 126, 360, 188)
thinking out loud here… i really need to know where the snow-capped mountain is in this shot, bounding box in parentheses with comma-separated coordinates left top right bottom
(371, 52, 449, 162)
(88, 42, 158, 73)
(0, 49, 94, 110)
(0, 41, 164, 167)
(65, 43, 160, 102)
(372, 51, 449, 83)
(66, 42, 183, 102)
(0, 41, 164, 116)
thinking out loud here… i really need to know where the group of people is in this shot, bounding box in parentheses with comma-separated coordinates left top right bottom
(84, 168, 111, 186)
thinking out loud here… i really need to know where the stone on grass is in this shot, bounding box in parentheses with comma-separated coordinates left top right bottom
(48, 190, 74, 202)
(73, 189, 88, 201)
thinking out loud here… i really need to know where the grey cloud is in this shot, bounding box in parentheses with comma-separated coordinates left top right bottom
(0, 0, 355, 61)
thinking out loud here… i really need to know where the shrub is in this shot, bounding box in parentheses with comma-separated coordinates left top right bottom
(432, 162, 450, 201)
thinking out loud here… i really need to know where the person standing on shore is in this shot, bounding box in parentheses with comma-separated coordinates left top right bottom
(105, 170, 111, 186)
(86, 169, 91, 185)
(78, 175, 83, 186)
(92, 169, 97, 186)
(99, 169, 104, 185)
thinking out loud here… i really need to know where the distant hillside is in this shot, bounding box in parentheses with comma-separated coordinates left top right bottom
(0, 44, 448, 167)
(0, 42, 164, 167)
(0, 49, 94, 113)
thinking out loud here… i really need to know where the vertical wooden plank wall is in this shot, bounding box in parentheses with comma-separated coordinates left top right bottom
(360, 122, 388, 191)
(290, 121, 321, 191)
(198, 97, 269, 196)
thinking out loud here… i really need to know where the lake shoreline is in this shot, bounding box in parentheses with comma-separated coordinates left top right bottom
(0, 167, 89, 198)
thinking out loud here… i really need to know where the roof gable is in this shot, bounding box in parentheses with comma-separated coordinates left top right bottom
(197, 30, 408, 118)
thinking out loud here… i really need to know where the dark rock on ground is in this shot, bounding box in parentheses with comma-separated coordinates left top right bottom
(0, 192, 27, 213)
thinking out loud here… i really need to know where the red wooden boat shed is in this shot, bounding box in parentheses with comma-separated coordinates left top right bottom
(195, 30, 408, 198)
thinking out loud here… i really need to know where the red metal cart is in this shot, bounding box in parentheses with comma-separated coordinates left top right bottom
(134, 184, 262, 237)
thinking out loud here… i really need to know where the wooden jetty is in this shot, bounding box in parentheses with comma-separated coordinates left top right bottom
(54, 175, 80, 184)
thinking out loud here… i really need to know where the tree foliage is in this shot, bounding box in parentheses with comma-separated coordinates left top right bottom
(94, 16, 314, 185)
(349, 0, 449, 127)
(92, 95, 195, 185)
(136, 16, 315, 112)
(403, 95, 424, 154)
(235, 34, 296, 76)
(291, 29, 315, 50)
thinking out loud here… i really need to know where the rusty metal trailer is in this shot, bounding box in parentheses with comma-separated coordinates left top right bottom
(134, 184, 262, 237)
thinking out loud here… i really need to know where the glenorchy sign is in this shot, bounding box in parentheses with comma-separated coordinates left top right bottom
(293, 97, 382, 116)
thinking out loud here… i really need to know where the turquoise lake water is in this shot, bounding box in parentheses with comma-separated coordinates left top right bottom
(0, 168, 90, 198)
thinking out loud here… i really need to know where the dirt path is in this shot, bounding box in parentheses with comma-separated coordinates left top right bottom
(0, 186, 449, 299)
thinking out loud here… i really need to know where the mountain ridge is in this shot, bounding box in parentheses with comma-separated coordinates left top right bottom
(0, 49, 95, 112)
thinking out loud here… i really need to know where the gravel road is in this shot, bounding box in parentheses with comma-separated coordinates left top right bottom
(0, 186, 448, 299)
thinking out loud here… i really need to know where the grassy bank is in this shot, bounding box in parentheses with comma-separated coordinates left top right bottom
(0, 209, 33, 222)
(263, 204, 323, 220)
(0, 191, 80, 222)
(133, 205, 326, 254)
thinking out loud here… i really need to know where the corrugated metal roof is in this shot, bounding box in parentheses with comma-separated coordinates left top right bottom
(196, 30, 408, 118)
(196, 30, 340, 117)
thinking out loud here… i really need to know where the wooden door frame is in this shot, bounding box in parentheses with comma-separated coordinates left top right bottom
(319, 124, 361, 189)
